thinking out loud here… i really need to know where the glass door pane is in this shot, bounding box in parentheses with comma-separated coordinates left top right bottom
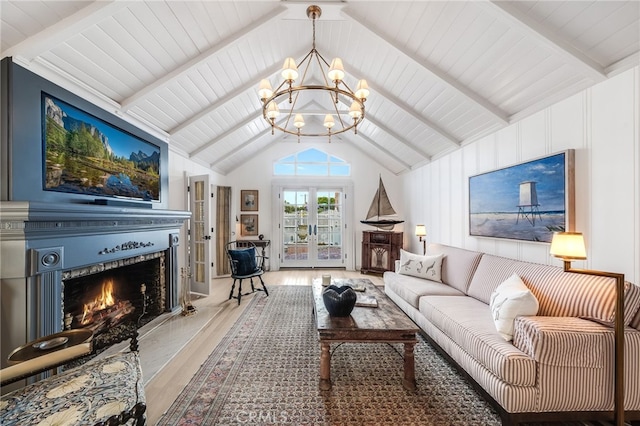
(282, 190, 309, 264)
(280, 187, 344, 268)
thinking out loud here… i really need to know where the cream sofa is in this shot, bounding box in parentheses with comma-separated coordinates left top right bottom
(384, 243, 640, 425)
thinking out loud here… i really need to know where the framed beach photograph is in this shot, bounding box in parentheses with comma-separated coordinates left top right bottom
(241, 190, 258, 211)
(468, 150, 574, 243)
(240, 214, 258, 237)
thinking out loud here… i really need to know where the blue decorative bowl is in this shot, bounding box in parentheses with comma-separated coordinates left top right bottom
(322, 285, 357, 317)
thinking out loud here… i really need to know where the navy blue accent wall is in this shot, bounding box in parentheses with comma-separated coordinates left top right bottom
(0, 57, 169, 209)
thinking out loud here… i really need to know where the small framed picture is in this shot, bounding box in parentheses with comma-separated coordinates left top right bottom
(240, 214, 258, 237)
(241, 190, 259, 211)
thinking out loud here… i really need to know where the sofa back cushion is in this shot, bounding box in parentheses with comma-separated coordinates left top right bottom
(468, 254, 640, 325)
(426, 243, 483, 294)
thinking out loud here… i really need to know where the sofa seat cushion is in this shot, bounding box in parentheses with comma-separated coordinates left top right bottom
(420, 295, 536, 386)
(383, 271, 464, 309)
(0, 351, 145, 426)
(512, 316, 609, 367)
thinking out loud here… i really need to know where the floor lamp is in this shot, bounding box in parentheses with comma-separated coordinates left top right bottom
(415, 225, 427, 255)
(549, 232, 625, 426)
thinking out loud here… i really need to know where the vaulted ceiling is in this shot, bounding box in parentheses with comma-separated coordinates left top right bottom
(2, 1, 639, 175)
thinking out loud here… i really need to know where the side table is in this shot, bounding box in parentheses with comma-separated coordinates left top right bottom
(1, 329, 93, 385)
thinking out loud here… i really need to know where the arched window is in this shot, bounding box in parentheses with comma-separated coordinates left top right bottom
(274, 148, 350, 176)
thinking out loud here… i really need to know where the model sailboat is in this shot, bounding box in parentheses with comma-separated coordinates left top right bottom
(360, 176, 404, 230)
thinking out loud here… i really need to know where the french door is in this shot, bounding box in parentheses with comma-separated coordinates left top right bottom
(188, 175, 211, 295)
(280, 187, 346, 268)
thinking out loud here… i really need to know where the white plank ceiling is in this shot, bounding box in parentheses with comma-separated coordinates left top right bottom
(2, 1, 639, 175)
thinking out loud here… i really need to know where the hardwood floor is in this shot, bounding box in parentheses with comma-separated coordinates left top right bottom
(143, 269, 383, 424)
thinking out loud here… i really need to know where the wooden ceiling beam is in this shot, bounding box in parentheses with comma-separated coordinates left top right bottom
(121, 6, 288, 111)
(481, 1, 607, 83)
(170, 48, 307, 135)
(1, 1, 129, 60)
(343, 9, 510, 126)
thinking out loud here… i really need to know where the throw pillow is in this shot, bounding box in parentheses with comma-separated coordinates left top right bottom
(228, 247, 258, 276)
(489, 273, 539, 341)
(398, 249, 444, 283)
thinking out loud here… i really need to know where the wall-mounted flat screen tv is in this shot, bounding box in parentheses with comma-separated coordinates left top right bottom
(42, 93, 161, 202)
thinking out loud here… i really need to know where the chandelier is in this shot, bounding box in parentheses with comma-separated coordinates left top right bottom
(258, 5, 369, 142)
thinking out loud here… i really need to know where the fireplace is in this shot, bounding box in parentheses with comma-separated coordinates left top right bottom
(62, 253, 165, 345)
(0, 201, 191, 369)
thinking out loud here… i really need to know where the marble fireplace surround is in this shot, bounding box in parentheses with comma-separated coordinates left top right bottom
(0, 201, 190, 369)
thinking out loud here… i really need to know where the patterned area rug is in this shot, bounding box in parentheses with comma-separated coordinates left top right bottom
(157, 286, 503, 425)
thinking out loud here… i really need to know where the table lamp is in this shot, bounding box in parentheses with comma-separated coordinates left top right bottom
(549, 231, 625, 426)
(415, 225, 427, 255)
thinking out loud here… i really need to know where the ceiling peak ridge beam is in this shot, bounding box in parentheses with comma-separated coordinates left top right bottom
(342, 9, 509, 127)
(1, 1, 130, 60)
(121, 5, 288, 111)
(170, 48, 307, 136)
(210, 127, 273, 168)
(481, 1, 606, 83)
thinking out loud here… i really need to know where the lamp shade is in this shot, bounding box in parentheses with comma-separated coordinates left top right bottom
(324, 114, 335, 129)
(348, 101, 362, 119)
(550, 232, 587, 260)
(328, 58, 345, 82)
(355, 79, 370, 100)
(293, 114, 305, 129)
(415, 224, 427, 237)
(258, 79, 273, 100)
(266, 101, 280, 120)
(281, 57, 299, 81)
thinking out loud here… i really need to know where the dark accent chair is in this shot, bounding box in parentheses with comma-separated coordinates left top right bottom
(226, 241, 269, 305)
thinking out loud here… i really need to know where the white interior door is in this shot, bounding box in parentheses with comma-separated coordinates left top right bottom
(280, 187, 345, 268)
(189, 175, 211, 295)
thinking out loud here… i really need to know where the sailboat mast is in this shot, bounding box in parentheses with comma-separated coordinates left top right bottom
(376, 176, 382, 219)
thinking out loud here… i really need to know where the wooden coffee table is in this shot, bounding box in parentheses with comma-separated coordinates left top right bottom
(312, 277, 419, 391)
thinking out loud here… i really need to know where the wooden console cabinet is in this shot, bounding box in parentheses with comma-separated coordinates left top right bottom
(361, 231, 403, 274)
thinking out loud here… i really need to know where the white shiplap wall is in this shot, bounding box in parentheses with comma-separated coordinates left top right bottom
(402, 66, 640, 285)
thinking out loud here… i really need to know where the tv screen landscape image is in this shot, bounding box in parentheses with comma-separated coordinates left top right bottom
(42, 93, 161, 202)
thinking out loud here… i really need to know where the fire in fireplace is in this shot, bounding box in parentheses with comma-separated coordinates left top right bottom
(62, 252, 166, 348)
(73, 278, 135, 331)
